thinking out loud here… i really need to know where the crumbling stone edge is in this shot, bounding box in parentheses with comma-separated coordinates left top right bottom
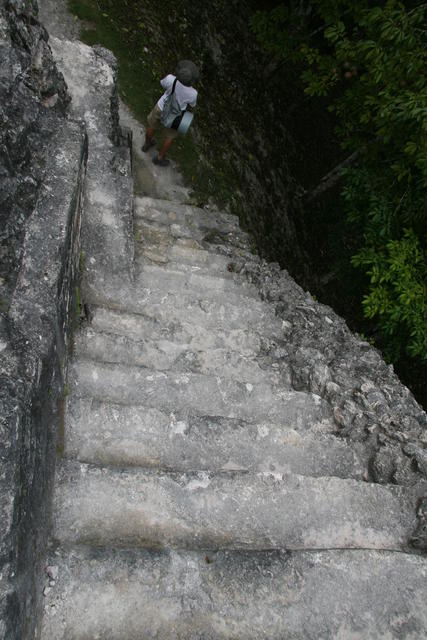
(239, 258, 427, 551)
(0, 118, 88, 640)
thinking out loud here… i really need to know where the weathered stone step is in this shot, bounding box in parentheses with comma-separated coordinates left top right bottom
(134, 205, 250, 253)
(135, 223, 254, 273)
(83, 279, 284, 338)
(135, 254, 247, 286)
(69, 360, 328, 425)
(75, 327, 284, 385)
(135, 227, 247, 281)
(52, 460, 418, 550)
(65, 397, 365, 478)
(86, 306, 283, 360)
(85, 299, 284, 344)
(137, 262, 260, 303)
(41, 547, 427, 640)
(134, 195, 240, 232)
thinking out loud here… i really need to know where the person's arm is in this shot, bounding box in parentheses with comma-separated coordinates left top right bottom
(186, 93, 197, 111)
(160, 74, 174, 91)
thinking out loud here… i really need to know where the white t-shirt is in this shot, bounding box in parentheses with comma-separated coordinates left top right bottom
(157, 74, 198, 111)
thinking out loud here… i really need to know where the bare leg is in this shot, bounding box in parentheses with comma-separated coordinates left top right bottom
(144, 127, 156, 145)
(158, 136, 174, 160)
(142, 127, 156, 152)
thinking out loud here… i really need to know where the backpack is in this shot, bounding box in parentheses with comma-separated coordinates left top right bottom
(160, 78, 184, 130)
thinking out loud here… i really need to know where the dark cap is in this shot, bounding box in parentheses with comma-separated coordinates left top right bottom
(176, 60, 199, 86)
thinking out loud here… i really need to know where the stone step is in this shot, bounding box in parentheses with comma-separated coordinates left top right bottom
(135, 223, 254, 273)
(85, 307, 283, 368)
(135, 253, 247, 287)
(134, 204, 250, 253)
(40, 547, 427, 640)
(69, 360, 328, 425)
(137, 262, 260, 303)
(83, 279, 284, 338)
(65, 397, 365, 478)
(135, 225, 247, 272)
(87, 308, 265, 357)
(75, 327, 285, 385)
(134, 195, 240, 231)
(52, 460, 418, 550)
(85, 298, 284, 344)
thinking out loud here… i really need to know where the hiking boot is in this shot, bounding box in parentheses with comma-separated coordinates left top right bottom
(152, 155, 170, 167)
(141, 139, 156, 152)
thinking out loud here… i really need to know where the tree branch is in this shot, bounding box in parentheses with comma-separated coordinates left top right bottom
(304, 151, 360, 204)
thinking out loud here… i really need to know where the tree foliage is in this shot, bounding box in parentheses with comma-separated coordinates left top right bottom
(252, 0, 427, 361)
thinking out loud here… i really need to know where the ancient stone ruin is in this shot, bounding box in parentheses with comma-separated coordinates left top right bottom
(1, 1, 426, 638)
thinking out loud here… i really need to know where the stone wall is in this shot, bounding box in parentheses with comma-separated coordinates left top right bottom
(0, 2, 88, 638)
(0, 0, 70, 301)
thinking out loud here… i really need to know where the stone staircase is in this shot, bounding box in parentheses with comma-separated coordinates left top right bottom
(38, 28, 426, 640)
(40, 191, 427, 637)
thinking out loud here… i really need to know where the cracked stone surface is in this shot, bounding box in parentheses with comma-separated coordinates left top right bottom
(0, 2, 87, 638)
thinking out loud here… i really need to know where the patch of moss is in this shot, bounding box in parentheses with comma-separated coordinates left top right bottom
(0, 297, 10, 313)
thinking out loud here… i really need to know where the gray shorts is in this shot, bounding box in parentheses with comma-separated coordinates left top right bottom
(147, 104, 178, 139)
